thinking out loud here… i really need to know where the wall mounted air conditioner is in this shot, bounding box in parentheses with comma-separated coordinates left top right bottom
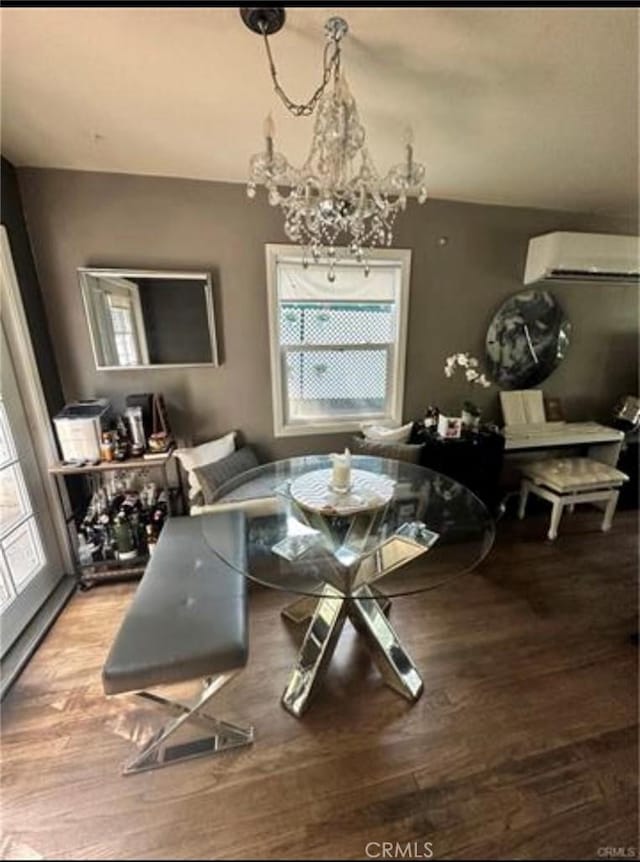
(523, 232, 640, 285)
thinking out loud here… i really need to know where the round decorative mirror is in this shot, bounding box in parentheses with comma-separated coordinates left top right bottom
(485, 289, 571, 390)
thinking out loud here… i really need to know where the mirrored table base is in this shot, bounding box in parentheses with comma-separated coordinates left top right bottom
(281, 588, 391, 625)
(268, 480, 439, 717)
(281, 584, 423, 718)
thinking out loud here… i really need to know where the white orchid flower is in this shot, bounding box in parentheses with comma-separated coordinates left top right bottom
(443, 351, 491, 389)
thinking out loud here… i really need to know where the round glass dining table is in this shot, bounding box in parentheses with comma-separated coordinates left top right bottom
(202, 455, 494, 717)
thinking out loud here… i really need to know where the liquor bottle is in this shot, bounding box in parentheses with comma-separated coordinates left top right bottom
(152, 489, 169, 534)
(102, 527, 116, 561)
(145, 524, 158, 556)
(424, 406, 439, 434)
(125, 406, 146, 457)
(96, 486, 109, 516)
(140, 482, 157, 510)
(112, 511, 137, 561)
(113, 416, 130, 461)
(130, 510, 145, 554)
(85, 526, 101, 562)
(77, 532, 93, 566)
(100, 431, 114, 462)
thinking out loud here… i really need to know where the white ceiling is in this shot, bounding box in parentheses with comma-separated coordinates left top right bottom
(1, 7, 638, 216)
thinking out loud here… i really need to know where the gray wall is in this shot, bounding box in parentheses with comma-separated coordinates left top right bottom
(1, 158, 65, 415)
(17, 167, 638, 460)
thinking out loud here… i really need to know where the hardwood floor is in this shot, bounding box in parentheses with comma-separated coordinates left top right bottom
(1, 511, 638, 861)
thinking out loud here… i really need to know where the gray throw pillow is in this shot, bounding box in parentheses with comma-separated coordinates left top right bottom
(194, 446, 260, 504)
(351, 436, 422, 464)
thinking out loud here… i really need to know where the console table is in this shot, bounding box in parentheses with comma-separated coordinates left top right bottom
(503, 421, 624, 465)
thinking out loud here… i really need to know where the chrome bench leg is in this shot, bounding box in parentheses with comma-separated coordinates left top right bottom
(123, 671, 254, 775)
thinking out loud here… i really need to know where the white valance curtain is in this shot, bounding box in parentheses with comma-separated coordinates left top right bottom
(277, 259, 398, 302)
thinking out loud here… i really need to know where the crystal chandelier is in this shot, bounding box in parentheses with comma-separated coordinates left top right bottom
(241, 8, 428, 280)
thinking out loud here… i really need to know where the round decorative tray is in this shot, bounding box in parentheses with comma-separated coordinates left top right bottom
(290, 468, 395, 515)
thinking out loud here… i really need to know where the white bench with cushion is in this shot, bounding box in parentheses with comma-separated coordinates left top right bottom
(102, 513, 254, 774)
(518, 457, 628, 540)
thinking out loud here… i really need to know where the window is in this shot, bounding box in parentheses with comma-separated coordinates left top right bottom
(107, 294, 140, 366)
(266, 245, 411, 437)
(83, 276, 149, 367)
(0, 400, 46, 606)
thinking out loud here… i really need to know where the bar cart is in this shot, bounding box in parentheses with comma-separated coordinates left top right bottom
(49, 450, 183, 590)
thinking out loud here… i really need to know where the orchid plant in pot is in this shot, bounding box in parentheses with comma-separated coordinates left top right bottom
(444, 352, 491, 430)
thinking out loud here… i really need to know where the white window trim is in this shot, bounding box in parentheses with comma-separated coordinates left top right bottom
(266, 244, 411, 438)
(0, 227, 74, 573)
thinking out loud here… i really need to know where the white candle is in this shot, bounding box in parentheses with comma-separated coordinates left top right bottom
(331, 448, 352, 491)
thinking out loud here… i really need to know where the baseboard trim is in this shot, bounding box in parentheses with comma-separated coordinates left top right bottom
(1, 575, 77, 700)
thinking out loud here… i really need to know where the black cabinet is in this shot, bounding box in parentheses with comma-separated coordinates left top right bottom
(408, 424, 505, 514)
(617, 435, 639, 510)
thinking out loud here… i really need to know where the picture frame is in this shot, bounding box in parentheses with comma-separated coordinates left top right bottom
(437, 414, 463, 439)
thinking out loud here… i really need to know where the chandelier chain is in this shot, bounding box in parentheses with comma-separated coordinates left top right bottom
(260, 27, 340, 118)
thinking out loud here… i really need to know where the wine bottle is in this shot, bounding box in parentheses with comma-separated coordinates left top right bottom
(113, 511, 137, 561)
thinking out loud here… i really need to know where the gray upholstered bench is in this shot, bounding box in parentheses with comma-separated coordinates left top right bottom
(103, 514, 253, 774)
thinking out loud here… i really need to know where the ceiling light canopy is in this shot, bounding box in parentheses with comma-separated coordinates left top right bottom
(241, 7, 428, 280)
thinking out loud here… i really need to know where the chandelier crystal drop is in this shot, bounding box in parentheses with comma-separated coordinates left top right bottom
(244, 12, 428, 280)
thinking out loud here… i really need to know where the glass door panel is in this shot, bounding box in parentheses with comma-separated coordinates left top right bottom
(0, 324, 64, 656)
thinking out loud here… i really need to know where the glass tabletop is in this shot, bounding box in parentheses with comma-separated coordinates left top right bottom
(201, 455, 495, 599)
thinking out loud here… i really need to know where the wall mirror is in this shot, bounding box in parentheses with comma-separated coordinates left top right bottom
(79, 268, 218, 370)
(485, 289, 571, 389)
